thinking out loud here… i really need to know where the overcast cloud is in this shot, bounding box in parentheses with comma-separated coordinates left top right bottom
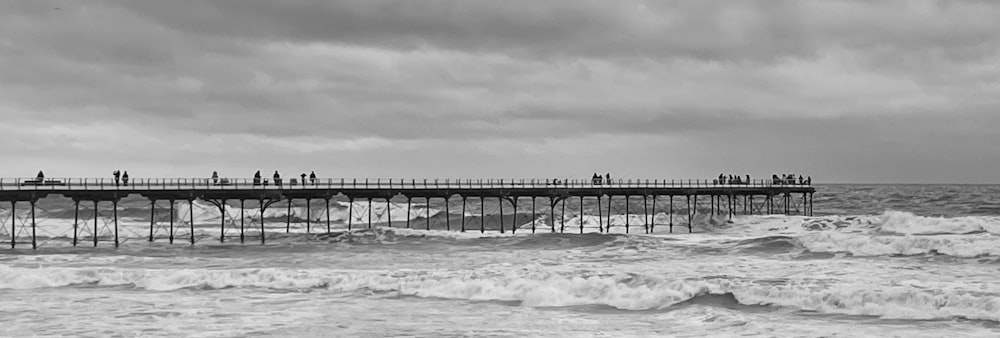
(1, 0, 998, 183)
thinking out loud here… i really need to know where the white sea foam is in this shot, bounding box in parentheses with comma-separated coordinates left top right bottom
(2, 265, 997, 322)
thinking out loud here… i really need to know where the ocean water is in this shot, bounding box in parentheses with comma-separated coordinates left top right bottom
(1, 184, 999, 337)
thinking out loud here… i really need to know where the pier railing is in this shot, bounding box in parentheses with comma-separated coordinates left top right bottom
(0, 177, 811, 191)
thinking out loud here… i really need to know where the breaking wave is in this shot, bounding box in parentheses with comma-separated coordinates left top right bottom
(1, 265, 997, 322)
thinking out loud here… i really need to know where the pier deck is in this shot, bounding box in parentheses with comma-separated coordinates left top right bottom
(0, 177, 815, 249)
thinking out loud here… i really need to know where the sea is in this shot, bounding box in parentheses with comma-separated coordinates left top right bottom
(1, 184, 999, 337)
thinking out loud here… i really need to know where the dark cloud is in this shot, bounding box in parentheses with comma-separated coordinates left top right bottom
(1, 0, 999, 182)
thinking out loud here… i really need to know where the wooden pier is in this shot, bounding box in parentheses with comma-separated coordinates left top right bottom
(0, 177, 815, 249)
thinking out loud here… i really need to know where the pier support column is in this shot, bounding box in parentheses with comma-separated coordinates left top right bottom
(286, 200, 292, 233)
(549, 197, 556, 233)
(643, 195, 649, 234)
(428, 197, 433, 231)
(31, 201, 37, 250)
(149, 200, 155, 242)
(406, 198, 411, 229)
(686, 195, 692, 233)
(220, 201, 226, 243)
(461, 197, 467, 232)
(326, 198, 331, 233)
(348, 198, 354, 231)
(606, 196, 613, 232)
(480, 197, 485, 233)
(9, 201, 15, 249)
(625, 195, 630, 234)
(579, 196, 584, 234)
(530, 197, 536, 233)
(368, 198, 373, 229)
(499, 197, 504, 234)
(169, 200, 175, 245)
(259, 200, 266, 244)
(445, 196, 450, 231)
(113, 200, 118, 248)
(189, 199, 195, 245)
(95, 201, 100, 247)
(387, 198, 392, 228)
(560, 198, 566, 233)
(650, 196, 656, 233)
(669, 195, 673, 233)
(597, 196, 603, 233)
(73, 201, 79, 247)
(307, 199, 312, 233)
(239, 200, 245, 243)
(511, 197, 518, 234)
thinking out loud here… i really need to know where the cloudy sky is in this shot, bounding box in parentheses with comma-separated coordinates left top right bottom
(2, 0, 999, 183)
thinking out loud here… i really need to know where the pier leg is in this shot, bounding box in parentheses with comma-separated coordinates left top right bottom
(113, 200, 118, 248)
(387, 198, 391, 228)
(480, 197, 484, 233)
(326, 199, 331, 232)
(286, 200, 291, 233)
(9, 201, 15, 249)
(625, 195, 629, 234)
(710, 195, 714, 216)
(307, 199, 312, 233)
(31, 201, 37, 250)
(579, 196, 584, 234)
(368, 198, 373, 229)
(221, 201, 226, 243)
(260, 201, 266, 244)
(405, 198, 411, 229)
(669, 195, 673, 233)
(530, 197, 536, 233)
(461, 197, 467, 232)
(511, 197, 518, 234)
(549, 198, 555, 233)
(349, 198, 354, 231)
(597, 196, 603, 233)
(189, 200, 195, 245)
(607, 196, 612, 232)
(239, 200, 244, 243)
(785, 193, 790, 215)
(499, 197, 504, 234)
(686, 195, 692, 233)
(169, 200, 174, 244)
(560, 198, 566, 233)
(149, 200, 155, 242)
(94, 201, 99, 247)
(445, 197, 450, 231)
(650, 196, 656, 233)
(643, 195, 649, 234)
(428, 197, 433, 231)
(73, 201, 79, 247)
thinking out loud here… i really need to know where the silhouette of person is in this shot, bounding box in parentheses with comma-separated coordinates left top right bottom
(37, 170, 44, 180)
(211, 171, 219, 184)
(309, 171, 317, 184)
(122, 171, 129, 186)
(273, 171, 281, 186)
(300, 172, 306, 185)
(113, 170, 121, 186)
(605, 173, 611, 185)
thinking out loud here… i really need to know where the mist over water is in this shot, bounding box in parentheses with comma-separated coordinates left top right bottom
(2, 184, 1000, 337)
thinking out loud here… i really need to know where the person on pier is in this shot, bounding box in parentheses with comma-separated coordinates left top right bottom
(605, 173, 611, 185)
(36, 170, 45, 181)
(211, 171, 219, 184)
(273, 171, 281, 186)
(253, 170, 262, 185)
(300, 172, 306, 185)
(122, 171, 129, 186)
(309, 171, 317, 184)
(113, 170, 121, 186)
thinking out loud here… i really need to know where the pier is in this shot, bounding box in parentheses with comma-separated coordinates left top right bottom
(0, 177, 815, 249)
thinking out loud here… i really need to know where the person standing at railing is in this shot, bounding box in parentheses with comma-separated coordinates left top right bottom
(253, 170, 262, 185)
(273, 171, 281, 186)
(113, 170, 121, 186)
(605, 173, 611, 185)
(211, 171, 219, 184)
(300, 172, 306, 185)
(122, 171, 129, 186)
(36, 170, 44, 181)
(309, 171, 317, 184)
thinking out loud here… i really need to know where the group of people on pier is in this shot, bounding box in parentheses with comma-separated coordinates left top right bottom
(589, 173, 613, 185)
(112, 170, 129, 186)
(250, 170, 318, 186)
(773, 174, 811, 185)
(717, 174, 751, 185)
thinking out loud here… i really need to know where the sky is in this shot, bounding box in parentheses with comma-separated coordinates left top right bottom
(1, 0, 999, 183)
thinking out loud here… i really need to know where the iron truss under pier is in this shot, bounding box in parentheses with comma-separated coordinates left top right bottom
(0, 177, 815, 249)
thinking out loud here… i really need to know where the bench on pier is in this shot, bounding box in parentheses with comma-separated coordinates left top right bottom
(20, 179, 65, 186)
